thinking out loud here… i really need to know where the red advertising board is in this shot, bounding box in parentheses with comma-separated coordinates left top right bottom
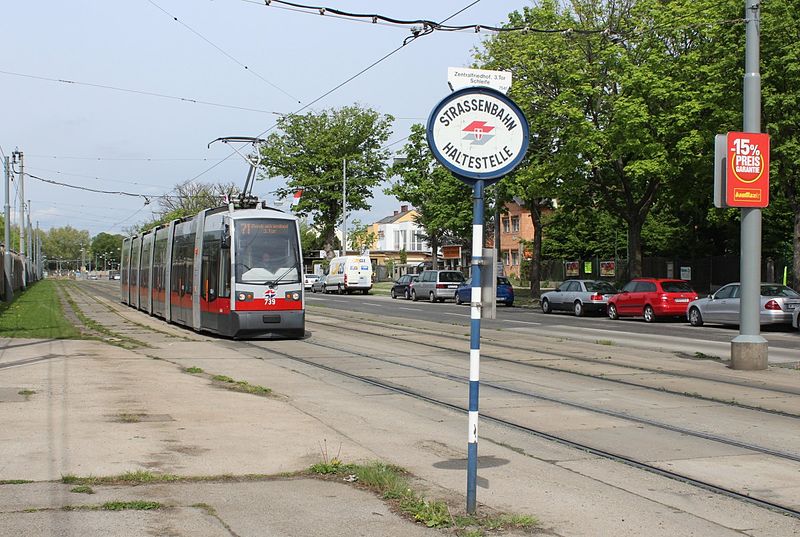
(726, 132, 769, 207)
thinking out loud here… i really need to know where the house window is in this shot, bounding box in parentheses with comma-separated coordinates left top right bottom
(503, 251, 511, 265)
(511, 251, 520, 266)
(511, 216, 520, 233)
(502, 218, 510, 233)
(378, 230, 384, 239)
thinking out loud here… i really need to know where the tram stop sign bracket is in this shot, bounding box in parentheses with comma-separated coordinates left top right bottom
(427, 86, 529, 184)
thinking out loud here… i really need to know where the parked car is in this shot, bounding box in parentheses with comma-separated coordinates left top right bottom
(541, 279, 618, 317)
(391, 274, 418, 300)
(303, 273, 320, 289)
(687, 283, 800, 327)
(310, 274, 327, 293)
(793, 306, 800, 330)
(108, 270, 120, 280)
(455, 277, 515, 306)
(411, 270, 465, 302)
(608, 278, 698, 322)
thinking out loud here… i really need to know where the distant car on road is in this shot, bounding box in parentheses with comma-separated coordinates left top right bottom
(391, 274, 418, 300)
(303, 273, 320, 289)
(455, 277, 515, 307)
(541, 279, 618, 317)
(412, 270, 465, 302)
(108, 270, 120, 280)
(608, 278, 698, 322)
(310, 274, 327, 293)
(687, 283, 800, 327)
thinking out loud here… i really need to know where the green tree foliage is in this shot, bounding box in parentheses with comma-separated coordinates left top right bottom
(347, 220, 376, 254)
(90, 232, 124, 268)
(138, 181, 239, 231)
(42, 226, 91, 270)
(387, 124, 472, 268)
(0, 216, 22, 253)
(259, 105, 394, 258)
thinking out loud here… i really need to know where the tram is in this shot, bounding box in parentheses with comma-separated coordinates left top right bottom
(120, 201, 305, 339)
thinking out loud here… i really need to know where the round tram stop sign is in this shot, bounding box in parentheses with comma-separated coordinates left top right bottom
(427, 87, 529, 184)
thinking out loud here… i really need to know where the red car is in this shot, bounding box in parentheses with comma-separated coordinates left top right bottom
(608, 278, 698, 322)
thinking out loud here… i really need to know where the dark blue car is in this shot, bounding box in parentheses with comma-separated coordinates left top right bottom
(455, 277, 514, 307)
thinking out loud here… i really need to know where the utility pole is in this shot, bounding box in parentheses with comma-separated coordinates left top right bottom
(3, 156, 13, 302)
(731, 0, 768, 369)
(27, 199, 33, 281)
(12, 150, 26, 289)
(342, 158, 347, 256)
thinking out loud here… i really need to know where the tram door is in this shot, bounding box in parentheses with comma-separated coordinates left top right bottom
(200, 232, 221, 332)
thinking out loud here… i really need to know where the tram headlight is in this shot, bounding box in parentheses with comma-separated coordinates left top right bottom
(237, 291, 254, 301)
(285, 291, 301, 301)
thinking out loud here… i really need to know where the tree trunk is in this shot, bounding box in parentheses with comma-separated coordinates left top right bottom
(430, 235, 439, 270)
(627, 219, 644, 279)
(322, 226, 336, 259)
(528, 203, 543, 299)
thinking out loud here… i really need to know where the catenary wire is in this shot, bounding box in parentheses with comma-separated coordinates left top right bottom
(145, 0, 302, 104)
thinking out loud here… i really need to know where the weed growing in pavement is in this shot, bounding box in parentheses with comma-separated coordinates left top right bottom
(596, 339, 615, 346)
(17, 389, 36, 399)
(211, 374, 272, 396)
(212, 375, 234, 382)
(191, 503, 217, 516)
(309, 460, 537, 533)
(101, 501, 162, 511)
(69, 485, 94, 494)
(185, 366, 204, 374)
(116, 413, 143, 423)
(0, 479, 33, 484)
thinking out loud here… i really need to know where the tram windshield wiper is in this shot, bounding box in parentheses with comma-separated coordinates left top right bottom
(264, 265, 299, 287)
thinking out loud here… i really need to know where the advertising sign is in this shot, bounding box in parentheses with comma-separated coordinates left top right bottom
(427, 87, 529, 183)
(600, 261, 615, 277)
(441, 245, 462, 259)
(447, 67, 512, 94)
(565, 261, 579, 277)
(726, 132, 770, 207)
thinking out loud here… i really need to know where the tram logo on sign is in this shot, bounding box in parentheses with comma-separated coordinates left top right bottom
(463, 121, 495, 145)
(264, 288, 276, 306)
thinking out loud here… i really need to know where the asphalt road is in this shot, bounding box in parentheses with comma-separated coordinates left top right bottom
(306, 290, 800, 363)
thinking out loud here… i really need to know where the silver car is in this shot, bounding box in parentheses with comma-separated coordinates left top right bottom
(411, 270, 465, 302)
(793, 307, 799, 330)
(541, 279, 618, 317)
(687, 283, 800, 326)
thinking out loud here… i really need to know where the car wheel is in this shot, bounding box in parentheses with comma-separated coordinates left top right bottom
(541, 298, 551, 314)
(312, 286, 316, 294)
(689, 307, 704, 327)
(573, 301, 584, 317)
(456, 293, 463, 305)
(411, 289, 418, 302)
(643, 305, 655, 323)
(391, 289, 397, 299)
(506, 302, 514, 307)
(404, 289, 411, 300)
(608, 303, 619, 320)
(429, 292, 436, 303)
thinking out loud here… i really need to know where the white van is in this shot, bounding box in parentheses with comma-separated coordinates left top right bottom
(325, 256, 373, 294)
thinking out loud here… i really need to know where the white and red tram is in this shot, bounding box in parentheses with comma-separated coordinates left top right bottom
(120, 202, 305, 339)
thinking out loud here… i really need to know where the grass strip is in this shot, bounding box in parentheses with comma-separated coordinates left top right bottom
(309, 460, 537, 534)
(0, 479, 33, 485)
(0, 281, 81, 339)
(209, 374, 272, 396)
(60, 470, 285, 486)
(60, 283, 149, 349)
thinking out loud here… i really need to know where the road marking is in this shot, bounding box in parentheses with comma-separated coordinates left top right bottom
(360, 302, 380, 306)
(502, 319, 542, 325)
(441, 312, 468, 317)
(398, 307, 418, 311)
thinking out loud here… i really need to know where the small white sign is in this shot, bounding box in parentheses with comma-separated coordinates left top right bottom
(448, 67, 512, 94)
(680, 266, 692, 280)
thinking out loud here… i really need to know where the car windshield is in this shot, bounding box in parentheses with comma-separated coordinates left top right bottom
(761, 285, 800, 297)
(661, 281, 693, 293)
(498, 277, 511, 286)
(586, 281, 616, 293)
(439, 272, 465, 283)
(235, 219, 301, 285)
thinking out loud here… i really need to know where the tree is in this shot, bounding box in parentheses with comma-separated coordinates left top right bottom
(138, 180, 239, 231)
(387, 124, 472, 268)
(42, 226, 91, 270)
(347, 220, 376, 254)
(259, 105, 394, 258)
(0, 215, 21, 253)
(90, 232, 125, 269)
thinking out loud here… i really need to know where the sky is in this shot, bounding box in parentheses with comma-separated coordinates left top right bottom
(1, 0, 528, 240)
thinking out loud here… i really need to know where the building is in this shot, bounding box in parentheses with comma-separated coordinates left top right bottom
(488, 200, 538, 278)
(367, 205, 432, 279)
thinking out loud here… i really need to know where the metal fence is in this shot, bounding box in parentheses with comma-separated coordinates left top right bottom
(532, 256, 794, 294)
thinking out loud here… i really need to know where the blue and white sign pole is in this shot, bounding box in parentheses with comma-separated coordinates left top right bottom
(427, 87, 529, 514)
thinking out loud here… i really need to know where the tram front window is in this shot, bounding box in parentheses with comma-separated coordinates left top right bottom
(235, 219, 301, 285)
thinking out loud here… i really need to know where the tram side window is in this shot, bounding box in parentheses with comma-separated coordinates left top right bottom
(202, 233, 220, 301)
(185, 233, 195, 296)
(219, 247, 231, 298)
(171, 237, 183, 295)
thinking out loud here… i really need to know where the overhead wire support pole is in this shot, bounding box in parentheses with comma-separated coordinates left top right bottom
(731, 0, 768, 369)
(3, 156, 13, 302)
(342, 159, 347, 255)
(466, 178, 484, 514)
